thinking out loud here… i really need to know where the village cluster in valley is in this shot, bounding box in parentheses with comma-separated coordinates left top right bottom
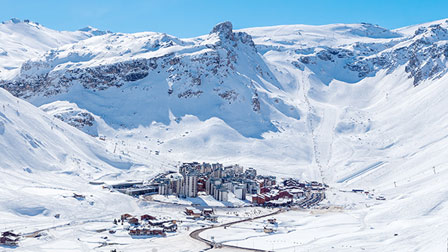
(109, 162, 328, 207)
(0, 163, 330, 247)
(102, 162, 328, 240)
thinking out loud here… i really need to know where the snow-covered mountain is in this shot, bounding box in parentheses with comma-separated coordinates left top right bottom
(0, 18, 109, 79)
(0, 21, 302, 138)
(0, 87, 121, 172)
(2, 18, 448, 181)
(1, 18, 448, 251)
(0, 86, 149, 248)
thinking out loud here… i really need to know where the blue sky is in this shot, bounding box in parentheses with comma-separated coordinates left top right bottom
(2, 0, 447, 37)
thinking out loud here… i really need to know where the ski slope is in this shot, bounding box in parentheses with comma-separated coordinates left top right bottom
(0, 18, 448, 251)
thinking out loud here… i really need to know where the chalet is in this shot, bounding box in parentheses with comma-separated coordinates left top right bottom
(191, 209, 202, 218)
(185, 207, 196, 215)
(311, 181, 322, 187)
(1, 231, 18, 237)
(162, 222, 178, 232)
(271, 194, 280, 200)
(289, 188, 304, 198)
(260, 187, 270, 194)
(128, 217, 139, 225)
(283, 178, 300, 187)
(141, 214, 157, 221)
(121, 213, 132, 221)
(252, 195, 266, 205)
(0, 236, 18, 246)
(202, 208, 214, 216)
(129, 227, 166, 236)
(150, 228, 166, 236)
(278, 190, 293, 199)
(148, 220, 168, 226)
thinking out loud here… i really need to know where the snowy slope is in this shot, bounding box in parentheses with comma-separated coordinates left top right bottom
(0, 87, 193, 251)
(0, 18, 109, 79)
(2, 19, 448, 177)
(0, 85, 137, 244)
(1, 18, 448, 251)
(40, 101, 102, 137)
(0, 87, 127, 172)
(241, 22, 403, 50)
(237, 20, 448, 251)
(0, 21, 302, 138)
(2, 19, 448, 181)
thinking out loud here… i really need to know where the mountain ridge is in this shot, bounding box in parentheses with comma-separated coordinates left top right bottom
(0, 18, 448, 251)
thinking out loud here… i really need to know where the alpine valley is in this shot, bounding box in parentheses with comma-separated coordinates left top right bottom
(0, 17, 447, 251)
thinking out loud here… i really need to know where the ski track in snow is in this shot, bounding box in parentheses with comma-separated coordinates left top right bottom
(337, 161, 386, 183)
(0, 18, 448, 251)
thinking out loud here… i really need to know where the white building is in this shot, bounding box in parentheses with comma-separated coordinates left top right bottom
(206, 178, 222, 195)
(234, 185, 246, 200)
(217, 188, 229, 202)
(186, 174, 198, 197)
(158, 183, 169, 195)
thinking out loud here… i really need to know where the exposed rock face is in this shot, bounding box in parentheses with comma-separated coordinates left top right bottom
(252, 94, 261, 112)
(0, 21, 290, 138)
(2, 20, 448, 137)
(211, 21, 234, 39)
(209, 21, 256, 49)
(1, 58, 154, 98)
(293, 23, 448, 86)
(55, 111, 95, 128)
(40, 101, 99, 136)
(0, 21, 261, 98)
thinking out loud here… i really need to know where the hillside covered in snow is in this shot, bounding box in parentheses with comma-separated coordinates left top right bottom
(0, 17, 448, 251)
(0, 18, 109, 79)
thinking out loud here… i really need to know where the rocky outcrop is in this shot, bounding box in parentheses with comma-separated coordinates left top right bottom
(0, 21, 262, 99)
(294, 23, 448, 85)
(40, 101, 99, 136)
(209, 21, 256, 49)
(0, 21, 281, 138)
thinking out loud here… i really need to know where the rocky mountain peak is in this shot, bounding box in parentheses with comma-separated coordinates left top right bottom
(2, 18, 40, 26)
(210, 21, 234, 39)
(209, 21, 255, 49)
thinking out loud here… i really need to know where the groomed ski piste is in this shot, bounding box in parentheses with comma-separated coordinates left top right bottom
(0, 18, 448, 251)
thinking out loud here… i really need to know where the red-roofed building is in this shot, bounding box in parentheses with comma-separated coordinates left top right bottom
(128, 217, 139, 225)
(141, 214, 157, 221)
(278, 191, 293, 199)
(252, 195, 266, 205)
(260, 187, 270, 194)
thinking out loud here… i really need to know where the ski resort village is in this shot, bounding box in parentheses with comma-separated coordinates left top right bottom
(109, 162, 327, 206)
(2, 2, 448, 250)
(1, 157, 387, 251)
(6, 161, 385, 251)
(98, 162, 329, 243)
